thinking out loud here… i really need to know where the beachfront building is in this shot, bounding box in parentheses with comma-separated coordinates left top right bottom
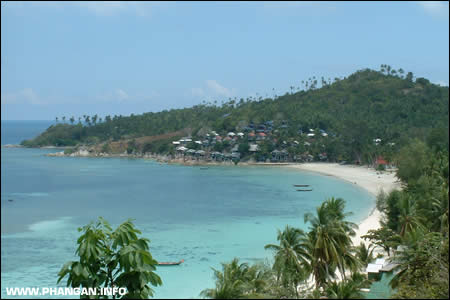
(375, 156, 388, 169)
(195, 150, 205, 160)
(249, 144, 259, 152)
(271, 150, 289, 162)
(211, 151, 224, 161)
(318, 152, 328, 161)
(231, 151, 241, 161)
(175, 146, 187, 158)
(186, 149, 196, 159)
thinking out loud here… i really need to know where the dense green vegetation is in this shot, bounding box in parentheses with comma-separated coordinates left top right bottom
(59, 140, 448, 299)
(363, 139, 449, 299)
(198, 138, 448, 299)
(54, 65, 448, 298)
(57, 218, 162, 299)
(200, 198, 372, 299)
(22, 66, 448, 164)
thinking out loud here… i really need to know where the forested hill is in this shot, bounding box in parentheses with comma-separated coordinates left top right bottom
(21, 67, 449, 163)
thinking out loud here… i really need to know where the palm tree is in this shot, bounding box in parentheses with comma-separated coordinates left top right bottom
(242, 263, 274, 298)
(200, 258, 249, 299)
(398, 195, 424, 237)
(325, 280, 364, 299)
(354, 242, 374, 268)
(386, 65, 391, 75)
(322, 197, 357, 236)
(304, 198, 357, 287)
(264, 226, 310, 296)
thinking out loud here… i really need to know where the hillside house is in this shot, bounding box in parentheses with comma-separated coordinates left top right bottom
(256, 132, 266, 141)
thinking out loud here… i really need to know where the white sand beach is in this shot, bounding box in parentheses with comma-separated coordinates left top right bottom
(285, 163, 402, 247)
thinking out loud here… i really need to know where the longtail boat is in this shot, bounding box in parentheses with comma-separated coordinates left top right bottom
(157, 259, 184, 266)
(293, 184, 310, 187)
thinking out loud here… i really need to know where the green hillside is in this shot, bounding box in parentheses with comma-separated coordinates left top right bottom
(21, 67, 449, 163)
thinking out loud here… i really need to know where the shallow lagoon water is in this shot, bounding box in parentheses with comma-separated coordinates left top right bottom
(1, 121, 375, 298)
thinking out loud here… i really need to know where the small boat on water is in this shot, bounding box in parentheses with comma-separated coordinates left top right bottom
(296, 189, 313, 192)
(157, 259, 184, 266)
(293, 184, 310, 187)
(200, 167, 209, 170)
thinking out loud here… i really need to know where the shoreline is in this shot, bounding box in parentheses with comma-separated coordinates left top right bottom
(38, 147, 401, 247)
(284, 163, 402, 247)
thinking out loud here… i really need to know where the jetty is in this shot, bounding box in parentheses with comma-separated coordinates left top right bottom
(157, 259, 184, 266)
(366, 258, 400, 280)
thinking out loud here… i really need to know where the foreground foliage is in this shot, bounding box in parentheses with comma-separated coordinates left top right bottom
(57, 218, 162, 299)
(364, 140, 449, 299)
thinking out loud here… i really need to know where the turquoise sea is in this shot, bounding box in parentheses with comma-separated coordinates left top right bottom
(1, 120, 375, 299)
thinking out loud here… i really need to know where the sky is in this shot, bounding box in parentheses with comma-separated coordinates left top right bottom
(1, 1, 449, 120)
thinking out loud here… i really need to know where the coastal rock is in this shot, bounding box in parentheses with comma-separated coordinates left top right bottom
(47, 151, 65, 157)
(2, 144, 23, 148)
(78, 149, 90, 157)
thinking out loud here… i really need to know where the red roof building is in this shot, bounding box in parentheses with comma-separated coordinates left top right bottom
(376, 156, 388, 165)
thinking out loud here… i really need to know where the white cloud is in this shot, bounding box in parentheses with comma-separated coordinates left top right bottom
(76, 1, 126, 16)
(115, 89, 129, 101)
(190, 80, 236, 100)
(262, 1, 337, 15)
(1, 88, 44, 105)
(190, 87, 205, 97)
(97, 89, 157, 103)
(6, 1, 167, 17)
(98, 88, 130, 102)
(436, 80, 449, 87)
(418, 1, 449, 18)
(206, 80, 233, 97)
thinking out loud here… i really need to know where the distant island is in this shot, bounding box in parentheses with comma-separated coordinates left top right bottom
(21, 66, 449, 167)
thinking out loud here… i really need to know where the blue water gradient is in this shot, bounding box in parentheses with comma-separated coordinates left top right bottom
(1, 121, 374, 299)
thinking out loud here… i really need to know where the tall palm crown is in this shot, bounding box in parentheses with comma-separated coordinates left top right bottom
(264, 225, 311, 292)
(200, 258, 251, 299)
(303, 198, 358, 287)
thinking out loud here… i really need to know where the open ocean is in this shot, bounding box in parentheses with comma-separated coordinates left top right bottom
(1, 120, 375, 299)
